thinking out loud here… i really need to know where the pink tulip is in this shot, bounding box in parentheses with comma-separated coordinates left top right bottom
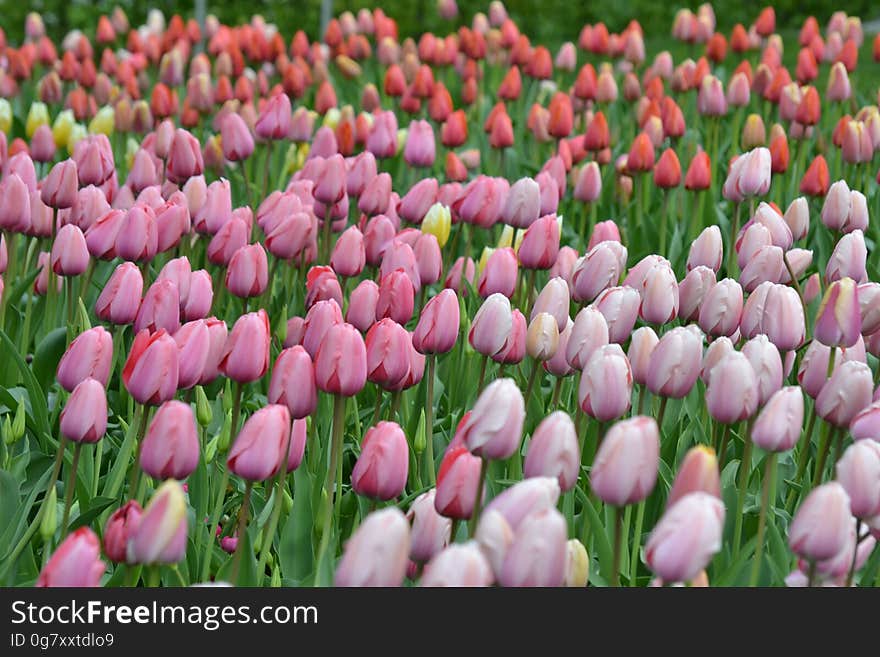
(404, 119, 436, 167)
(329, 226, 365, 278)
(73, 134, 115, 186)
(491, 309, 526, 365)
(36, 527, 105, 587)
(574, 162, 603, 203)
(365, 318, 412, 390)
(469, 293, 513, 357)
(221, 112, 254, 161)
(207, 217, 249, 266)
(379, 239, 421, 293)
(315, 322, 367, 396)
(789, 482, 852, 562)
(477, 246, 518, 298)
(524, 411, 580, 491)
(268, 346, 317, 419)
(346, 151, 377, 197)
(335, 508, 410, 586)
(102, 501, 143, 564)
(579, 344, 633, 421)
(594, 286, 641, 343)
(590, 416, 659, 505)
(475, 509, 514, 577)
(639, 262, 680, 324)
(352, 421, 409, 500)
(220, 310, 270, 383)
(698, 278, 743, 336)
(678, 265, 716, 322)
(346, 280, 379, 332)
(56, 326, 113, 391)
(421, 543, 494, 587)
(646, 326, 702, 398)
(116, 204, 158, 263)
(850, 401, 880, 442)
(435, 441, 482, 520)
(227, 404, 291, 481)
(571, 242, 622, 303)
(41, 159, 78, 209)
(135, 278, 180, 335)
(413, 289, 460, 354)
(172, 319, 210, 390)
(705, 351, 759, 424)
(140, 400, 199, 480)
(484, 477, 561, 531)
(740, 281, 805, 351)
(835, 440, 880, 519)
(687, 226, 723, 272)
(566, 306, 609, 371)
(498, 508, 567, 587)
(815, 360, 873, 427)
(531, 277, 569, 331)
(166, 129, 204, 184)
(646, 492, 725, 584)
(359, 172, 392, 216)
(461, 378, 525, 460)
(826, 230, 867, 283)
(183, 270, 213, 321)
(59, 378, 108, 443)
(225, 243, 268, 298)
(501, 177, 541, 228)
(742, 334, 784, 405)
(366, 110, 399, 159)
(518, 214, 560, 270)
(407, 489, 452, 563)
(255, 92, 293, 140)
(751, 386, 804, 452)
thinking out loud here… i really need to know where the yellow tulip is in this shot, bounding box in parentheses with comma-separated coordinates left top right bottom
(563, 539, 590, 587)
(477, 246, 495, 279)
(421, 202, 452, 247)
(322, 107, 341, 130)
(513, 228, 526, 254)
(125, 137, 140, 171)
(496, 225, 514, 249)
(0, 99, 12, 134)
(396, 128, 407, 154)
(88, 106, 115, 136)
(66, 124, 88, 155)
(26, 102, 50, 139)
(52, 109, 76, 149)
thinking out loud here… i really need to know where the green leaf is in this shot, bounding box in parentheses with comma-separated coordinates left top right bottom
(100, 414, 137, 501)
(280, 468, 314, 582)
(0, 330, 50, 441)
(0, 469, 21, 532)
(575, 487, 612, 584)
(68, 496, 116, 532)
(31, 328, 68, 396)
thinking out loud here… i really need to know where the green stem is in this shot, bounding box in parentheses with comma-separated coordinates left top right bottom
(255, 471, 287, 584)
(813, 425, 838, 486)
(425, 355, 437, 485)
(785, 410, 818, 512)
(199, 467, 231, 582)
(629, 500, 646, 586)
(611, 504, 623, 587)
(477, 354, 488, 390)
(732, 419, 754, 558)
(727, 202, 741, 278)
(314, 394, 347, 585)
(845, 519, 861, 588)
(748, 453, 777, 587)
(60, 442, 82, 539)
(146, 565, 161, 588)
(229, 481, 253, 585)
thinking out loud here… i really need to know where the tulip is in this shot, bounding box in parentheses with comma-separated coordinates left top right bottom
(501, 177, 541, 229)
(56, 326, 113, 391)
(166, 129, 204, 184)
(461, 378, 525, 461)
(821, 180, 852, 231)
(526, 312, 559, 361)
(640, 262, 679, 324)
(116, 204, 158, 263)
(815, 277, 861, 348)
(592, 285, 640, 344)
(421, 543, 494, 587)
(59, 378, 108, 443)
(435, 439, 483, 520)
(335, 508, 410, 587)
(815, 360, 873, 428)
(127, 480, 188, 565)
(219, 310, 270, 384)
(135, 278, 180, 335)
(376, 269, 415, 326)
(826, 230, 867, 284)
(742, 334, 784, 406)
(684, 151, 711, 190)
(103, 501, 143, 564)
(590, 416, 659, 507)
(571, 242, 622, 303)
(678, 266, 716, 322)
(851, 402, 880, 442)
(314, 323, 367, 397)
(645, 492, 725, 584)
(469, 293, 513, 358)
(140, 401, 199, 480)
(740, 281, 805, 351)
(184, 270, 214, 321)
(789, 482, 852, 564)
(413, 289, 460, 354)
(484, 477, 561, 532)
(579, 344, 633, 421)
(407, 489, 452, 564)
(524, 411, 579, 491)
(220, 112, 254, 161)
(498, 508, 567, 587)
(365, 319, 412, 391)
(687, 226, 723, 272)
(352, 421, 409, 500)
(268, 346, 317, 419)
(36, 527, 105, 587)
(41, 159, 78, 209)
(705, 352, 759, 424)
(345, 280, 379, 332)
(748, 386, 804, 454)
(835, 440, 880, 519)
(227, 404, 291, 482)
(404, 120, 435, 168)
(667, 446, 721, 508)
(379, 239, 421, 293)
(255, 93, 293, 140)
(646, 326, 703, 399)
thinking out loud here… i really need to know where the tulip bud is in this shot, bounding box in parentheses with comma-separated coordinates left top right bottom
(40, 486, 58, 543)
(789, 482, 852, 562)
(352, 421, 409, 501)
(195, 386, 212, 428)
(815, 277, 861, 348)
(579, 344, 633, 421)
(524, 411, 579, 491)
(37, 527, 106, 587)
(127, 480, 188, 565)
(646, 326, 703, 398)
(646, 492, 725, 584)
(335, 508, 410, 586)
(705, 352, 759, 424)
(140, 401, 199, 480)
(461, 378, 525, 460)
(815, 360, 873, 428)
(227, 404, 291, 481)
(59, 378, 108, 443)
(103, 501, 142, 564)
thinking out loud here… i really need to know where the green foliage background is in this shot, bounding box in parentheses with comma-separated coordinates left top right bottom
(3, 1, 877, 44)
